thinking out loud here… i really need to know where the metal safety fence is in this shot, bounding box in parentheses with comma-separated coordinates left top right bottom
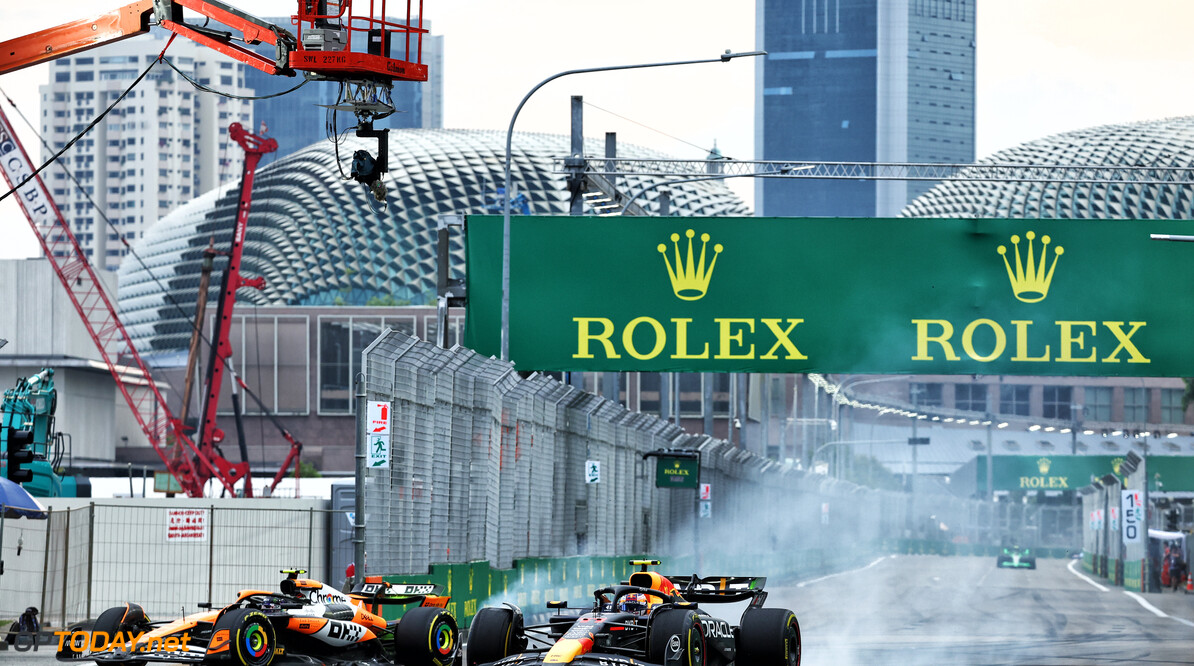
(0, 499, 330, 628)
(361, 330, 1051, 579)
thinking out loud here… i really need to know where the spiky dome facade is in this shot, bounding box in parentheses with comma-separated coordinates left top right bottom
(901, 116, 1194, 219)
(118, 129, 749, 353)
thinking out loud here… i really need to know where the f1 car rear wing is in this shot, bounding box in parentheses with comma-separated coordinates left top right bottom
(350, 581, 450, 608)
(662, 574, 769, 607)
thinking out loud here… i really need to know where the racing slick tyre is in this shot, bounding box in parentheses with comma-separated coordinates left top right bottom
(393, 606, 459, 666)
(465, 607, 526, 666)
(214, 608, 276, 666)
(91, 604, 151, 666)
(55, 621, 92, 661)
(647, 609, 706, 666)
(737, 608, 801, 666)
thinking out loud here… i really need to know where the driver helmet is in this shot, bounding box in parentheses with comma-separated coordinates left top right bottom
(618, 593, 649, 615)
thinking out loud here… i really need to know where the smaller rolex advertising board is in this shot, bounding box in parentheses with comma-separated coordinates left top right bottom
(464, 216, 1194, 376)
(655, 455, 699, 489)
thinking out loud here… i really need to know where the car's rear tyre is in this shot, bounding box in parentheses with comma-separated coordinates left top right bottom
(55, 621, 92, 661)
(394, 606, 459, 666)
(738, 608, 801, 666)
(465, 607, 526, 666)
(91, 604, 150, 666)
(216, 608, 276, 666)
(647, 609, 706, 666)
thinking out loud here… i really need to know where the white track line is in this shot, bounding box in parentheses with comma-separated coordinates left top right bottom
(1066, 559, 1109, 592)
(1123, 591, 1194, 628)
(1122, 590, 1167, 617)
(1065, 559, 1194, 628)
(796, 555, 891, 588)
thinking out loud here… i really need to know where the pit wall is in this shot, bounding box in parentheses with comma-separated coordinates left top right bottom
(1078, 461, 1151, 593)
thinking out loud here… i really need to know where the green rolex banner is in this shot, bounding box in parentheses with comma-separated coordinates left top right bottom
(973, 455, 1194, 493)
(463, 215, 1194, 375)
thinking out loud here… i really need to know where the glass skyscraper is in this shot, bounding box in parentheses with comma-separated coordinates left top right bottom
(756, 0, 975, 217)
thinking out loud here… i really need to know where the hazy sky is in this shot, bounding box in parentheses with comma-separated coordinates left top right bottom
(2, 0, 1193, 260)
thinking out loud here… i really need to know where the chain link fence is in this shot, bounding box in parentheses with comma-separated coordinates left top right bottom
(0, 499, 330, 629)
(362, 330, 1063, 578)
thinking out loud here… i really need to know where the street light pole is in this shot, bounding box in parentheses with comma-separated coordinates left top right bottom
(826, 374, 910, 478)
(499, 50, 766, 361)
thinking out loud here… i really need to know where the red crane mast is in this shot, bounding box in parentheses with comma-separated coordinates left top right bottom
(0, 0, 426, 496)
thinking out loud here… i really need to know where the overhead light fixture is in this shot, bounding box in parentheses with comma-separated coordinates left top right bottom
(1083, 429, 1095, 435)
(997, 422, 1009, 429)
(1168, 432, 1178, 438)
(1029, 425, 1041, 432)
(1044, 426, 1055, 432)
(1111, 429, 1122, 437)
(1060, 428, 1071, 434)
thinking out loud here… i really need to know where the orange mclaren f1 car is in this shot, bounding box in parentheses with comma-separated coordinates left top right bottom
(56, 569, 458, 666)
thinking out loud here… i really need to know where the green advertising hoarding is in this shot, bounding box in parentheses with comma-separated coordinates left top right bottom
(974, 455, 1194, 494)
(464, 216, 1194, 374)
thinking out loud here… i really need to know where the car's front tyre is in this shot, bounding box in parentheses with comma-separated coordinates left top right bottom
(647, 608, 706, 666)
(394, 606, 458, 666)
(215, 609, 276, 666)
(464, 607, 525, 666)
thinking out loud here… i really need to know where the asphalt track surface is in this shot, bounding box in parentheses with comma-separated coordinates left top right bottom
(767, 554, 1194, 666)
(4, 555, 1194, 665)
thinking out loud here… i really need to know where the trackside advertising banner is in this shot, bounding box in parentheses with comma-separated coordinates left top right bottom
(463, 216, 1194, 375)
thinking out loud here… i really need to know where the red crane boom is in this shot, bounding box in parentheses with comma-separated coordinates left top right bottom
(0, 0, 427, 496)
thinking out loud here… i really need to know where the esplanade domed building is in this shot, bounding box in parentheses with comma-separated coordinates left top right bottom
(117, 129, 749, 355)
(901, 116, 1194, 219)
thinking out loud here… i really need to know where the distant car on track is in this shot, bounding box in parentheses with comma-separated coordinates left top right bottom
(464, 559, 800, 666)
(996, 545, 1037, 569)
(57, 568, 458, 666)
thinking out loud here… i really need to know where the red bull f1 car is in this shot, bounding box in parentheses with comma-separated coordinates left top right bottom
(56, 569, 458, 665)
(464, 560, 800, 666)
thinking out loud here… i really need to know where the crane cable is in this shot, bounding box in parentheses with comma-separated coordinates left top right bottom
(0, 49, 307, 473)
(0, 59, 158, 205)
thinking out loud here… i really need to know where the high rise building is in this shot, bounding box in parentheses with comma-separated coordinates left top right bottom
(756, 0, 975, 217)
(246, 19, 444, 165)
(39, 34, 253, 271)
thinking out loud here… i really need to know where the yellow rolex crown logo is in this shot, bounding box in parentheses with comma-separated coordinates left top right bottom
(997, 231, 1063, 303)
(1112, 458, 1124, 475)
(1037, 457, 1051, 474)
(659, 229, 722, 301)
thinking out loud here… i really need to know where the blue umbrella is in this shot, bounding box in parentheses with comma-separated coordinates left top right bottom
(0, 477, 46, 519)
(0, 477, 46, 578)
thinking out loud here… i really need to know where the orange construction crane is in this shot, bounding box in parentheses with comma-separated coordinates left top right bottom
(0, 0, 427, 496)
